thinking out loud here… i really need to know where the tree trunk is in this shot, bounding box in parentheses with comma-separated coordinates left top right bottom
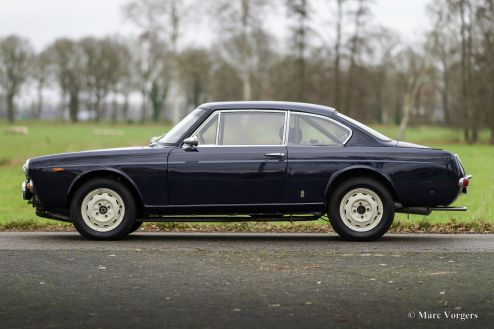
(466, 0, 478, 143)
(399, 74, 422, 140)
(459, 0, 474, 144)
(123, 94, 130, 122)
(334, 0, 343, 109)
(140, 90, 147, 123)
(398, 91, 413, 140)
(240, 0, 252, 101)
(343, 0, 364, 116)
(240, 69, 252, 101)
(94, 95, 102, 122)
(111, 96, 118, 123)
(69, 92, 79, 122)
(6, 94, 15, 124)
(169, 0, 183, 125)
(59, 91, 67, 121)
(440, 59, 450, 124)
(36, 85, 44, 120)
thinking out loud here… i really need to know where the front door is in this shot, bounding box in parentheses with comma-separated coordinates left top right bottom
(168, 110, 288, 210)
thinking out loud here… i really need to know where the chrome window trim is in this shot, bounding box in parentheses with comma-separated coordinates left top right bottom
(187, 109, 352, 148)
(283, 111, 291, 145)
(189, 112, 220, 146)
(287, 111, 353, 146)
(215, 111, 222, 145)
(191, 109, 288, 147)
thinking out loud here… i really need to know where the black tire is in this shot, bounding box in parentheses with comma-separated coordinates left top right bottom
(130, 221, 143, 233)
(328, 177, 394, 241)
(70, 178, 136, 240)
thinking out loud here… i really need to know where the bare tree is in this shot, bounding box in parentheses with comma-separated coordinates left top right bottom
(45, 38, 84, 122)
(286, 0, 311, 101)
(368, 27, 400, 123)
(333, 0, 346, 109)
(32, 49, 51, 119)
(0, 35, 33, 123)
(111, 38, 134, 122)
(178, 47, 212, 109)
(124, 0, 185, 123)
(396, 46, 433, 140)
(428, 1, 456, 125)
(213, 0, 271, 101)
(80, 37, 125, 121)
(343, 0, 373, 116)
(455, 0, 476, 142)
(476, 0, 494, 143)
(128, 34, 168, 122)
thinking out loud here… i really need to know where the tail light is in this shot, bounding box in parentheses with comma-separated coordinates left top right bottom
(459, 177, 469, 188)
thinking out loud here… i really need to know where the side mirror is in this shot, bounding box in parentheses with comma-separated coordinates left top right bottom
(182, 136, 199, 151)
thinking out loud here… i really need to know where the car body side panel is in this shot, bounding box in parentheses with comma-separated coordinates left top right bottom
(285, 146, 460, 208)
(29, 147, 170, 210)
(167, 146, 288, 205)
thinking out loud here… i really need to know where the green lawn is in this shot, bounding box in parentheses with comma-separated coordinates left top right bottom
(0, 121, 492, 227)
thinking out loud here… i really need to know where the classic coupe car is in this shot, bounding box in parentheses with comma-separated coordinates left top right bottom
(22, 101, 470, 241)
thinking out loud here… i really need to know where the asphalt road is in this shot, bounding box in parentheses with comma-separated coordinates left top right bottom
(0, 232, 493, 329)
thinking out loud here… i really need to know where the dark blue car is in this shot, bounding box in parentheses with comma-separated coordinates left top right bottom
(21, 101, 471, 241)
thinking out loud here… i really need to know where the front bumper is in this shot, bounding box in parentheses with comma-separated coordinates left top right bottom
(22, 180, 33, 200)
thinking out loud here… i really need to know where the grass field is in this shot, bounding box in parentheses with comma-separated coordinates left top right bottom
(0, 121, 493, 229)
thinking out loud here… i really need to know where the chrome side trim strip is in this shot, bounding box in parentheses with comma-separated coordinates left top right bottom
(430, 206, 467, 211)
(146, 202, 324, 208)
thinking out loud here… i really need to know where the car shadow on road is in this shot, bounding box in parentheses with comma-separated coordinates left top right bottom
(33, 231, 460, 244)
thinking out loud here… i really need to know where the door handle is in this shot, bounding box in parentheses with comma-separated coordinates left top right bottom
(264, 152, 286, 158)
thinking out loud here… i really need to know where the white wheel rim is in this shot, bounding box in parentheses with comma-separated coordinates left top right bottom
(81, 188, 125, 232)
(339, 188, 384, 232)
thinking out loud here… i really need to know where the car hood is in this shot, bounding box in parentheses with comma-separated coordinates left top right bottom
(29, 146, 173, 167)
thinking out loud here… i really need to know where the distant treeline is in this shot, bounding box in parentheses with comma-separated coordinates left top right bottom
(0, 0, 493, 143)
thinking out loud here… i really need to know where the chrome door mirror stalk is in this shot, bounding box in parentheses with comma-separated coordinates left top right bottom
(149, 136, 160, 146)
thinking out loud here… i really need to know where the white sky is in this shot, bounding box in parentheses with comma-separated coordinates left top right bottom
(0, 0, 431, 51)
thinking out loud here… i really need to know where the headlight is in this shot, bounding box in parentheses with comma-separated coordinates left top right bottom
(23, 159, 30, 175)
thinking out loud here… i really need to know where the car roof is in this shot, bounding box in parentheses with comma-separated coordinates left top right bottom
(198, 101, 336, 117)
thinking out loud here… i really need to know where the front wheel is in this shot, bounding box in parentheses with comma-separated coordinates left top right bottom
(71, 178, 136, 240)
(328, 177, 394, 241)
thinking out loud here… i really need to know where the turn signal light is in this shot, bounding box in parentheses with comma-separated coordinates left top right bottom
(51, 167, 65, 173)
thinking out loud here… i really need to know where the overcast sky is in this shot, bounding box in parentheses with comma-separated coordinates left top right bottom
(0, 0, 430, 50)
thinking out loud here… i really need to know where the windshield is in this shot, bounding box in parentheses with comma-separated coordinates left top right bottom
(337, 113, 392, 141)
(158, 108, 204, 145)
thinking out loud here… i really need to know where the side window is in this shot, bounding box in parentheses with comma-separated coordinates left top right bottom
(196, 113, 218, 145)
(219, 111, 286, 145)
(288, 113, 351, 145)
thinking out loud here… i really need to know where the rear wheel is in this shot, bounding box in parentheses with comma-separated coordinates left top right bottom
(71, 178, 136, 240)
(328, 177, 394, 241)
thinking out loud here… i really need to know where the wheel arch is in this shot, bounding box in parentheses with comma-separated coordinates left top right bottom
(324, 166, 400, 209)
(67, 168, 145, 216)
